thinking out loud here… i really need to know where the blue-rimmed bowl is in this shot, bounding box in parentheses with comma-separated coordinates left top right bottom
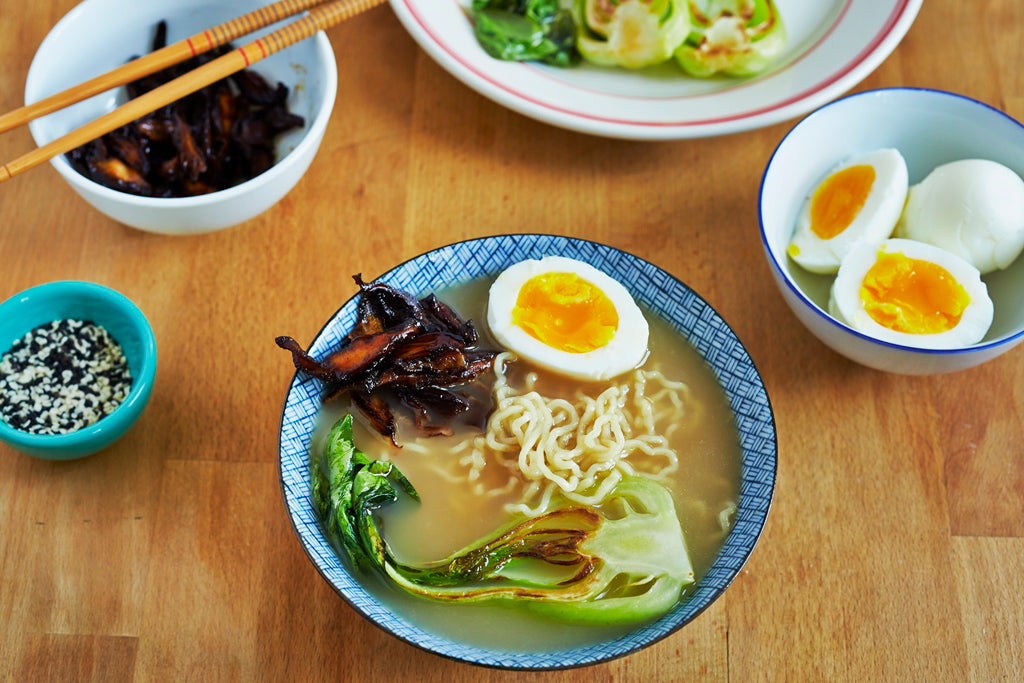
(278, 234, 777, 669)
(760, 88, 1024, 374)
(0, 281, 157, 460)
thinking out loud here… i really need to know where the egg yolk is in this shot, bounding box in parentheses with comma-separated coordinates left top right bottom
(512, 272, 619, 353)
(860, 252, 970, 334)
(810, 164, 876, 239)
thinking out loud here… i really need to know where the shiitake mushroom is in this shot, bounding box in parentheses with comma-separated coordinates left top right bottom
(65, 20, 304, 197)
(277, 277, 499, 446)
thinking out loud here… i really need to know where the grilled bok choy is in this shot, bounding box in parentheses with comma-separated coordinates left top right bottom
(674, 0, 786, 77)
(311, 414, 695, 625)
(572, 0, 690, 69)
(469, 0, 580, 67)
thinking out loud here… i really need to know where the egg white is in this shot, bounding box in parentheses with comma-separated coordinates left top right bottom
(828, 238, 994, 349)
(486, 256, 649, 382)
(895, 159, 1024, 274)
(788, 148, 909, 275)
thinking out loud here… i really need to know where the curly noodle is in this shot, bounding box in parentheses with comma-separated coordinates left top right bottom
(448, 352, 702, 516)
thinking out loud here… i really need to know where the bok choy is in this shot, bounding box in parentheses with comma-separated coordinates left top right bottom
(466, 0, 787, 78)
(572, 0, 690, 69)
(469, 0, 580, 67)
(673, 0, 786, 77)
(312, 414, 695, 625)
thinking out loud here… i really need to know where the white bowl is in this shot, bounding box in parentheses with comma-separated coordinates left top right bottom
(760, 88, 1024, 375)
(25, 0, 337, 234)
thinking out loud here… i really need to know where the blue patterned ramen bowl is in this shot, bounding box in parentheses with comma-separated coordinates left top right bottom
(278, 234, 777, 669)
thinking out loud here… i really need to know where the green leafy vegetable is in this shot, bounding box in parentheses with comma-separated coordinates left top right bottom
(468, 0, 786, 78)
(674, 0, 786, 77)
(311, 414, 419, 571)
(572, 0, 690, 69)
(470, 0, 580, 67)
(312, 414, 695, 625)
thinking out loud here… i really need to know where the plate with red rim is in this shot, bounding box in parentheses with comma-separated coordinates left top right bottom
(388, 0, 923, 140)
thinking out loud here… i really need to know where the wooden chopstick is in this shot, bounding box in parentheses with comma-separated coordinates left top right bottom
(0, 0, 385, 184)
(0, 0, 336, 136)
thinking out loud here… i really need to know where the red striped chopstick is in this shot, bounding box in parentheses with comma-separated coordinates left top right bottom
(0, 0, 384, 184)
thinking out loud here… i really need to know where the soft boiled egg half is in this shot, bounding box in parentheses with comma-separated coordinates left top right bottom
(828, 238, 994, 349)
(788, 148, 909, 274)
(487, 256, 649, 381)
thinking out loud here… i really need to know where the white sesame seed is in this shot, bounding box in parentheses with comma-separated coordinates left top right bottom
(0, 319, 133, 435)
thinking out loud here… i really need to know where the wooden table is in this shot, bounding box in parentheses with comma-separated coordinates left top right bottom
(2, 1, 1022, 681)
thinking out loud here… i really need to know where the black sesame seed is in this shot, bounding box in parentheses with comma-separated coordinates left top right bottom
(0, 319, 134, 435)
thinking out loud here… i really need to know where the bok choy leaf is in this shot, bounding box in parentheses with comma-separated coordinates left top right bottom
(469, 0, 580, 67)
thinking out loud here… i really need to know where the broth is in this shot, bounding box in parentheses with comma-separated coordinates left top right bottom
(310, 276, 742, 651)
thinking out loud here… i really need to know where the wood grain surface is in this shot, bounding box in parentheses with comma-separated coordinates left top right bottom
(1, 1, 1022, 681)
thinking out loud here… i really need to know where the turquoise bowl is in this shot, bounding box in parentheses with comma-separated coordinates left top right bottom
(0, 281, 157, 460)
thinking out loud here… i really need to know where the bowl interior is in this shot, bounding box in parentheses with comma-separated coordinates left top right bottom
(0, 281, 157, 458)
(278, 234, 777, 669)
(760, 88, 1024, 347)
(25, 0, 334, 207)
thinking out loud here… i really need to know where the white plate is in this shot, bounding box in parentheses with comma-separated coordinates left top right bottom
(389, 0, 922, 140)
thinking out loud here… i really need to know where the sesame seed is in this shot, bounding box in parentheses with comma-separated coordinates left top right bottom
(0, 319, 133, 435)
